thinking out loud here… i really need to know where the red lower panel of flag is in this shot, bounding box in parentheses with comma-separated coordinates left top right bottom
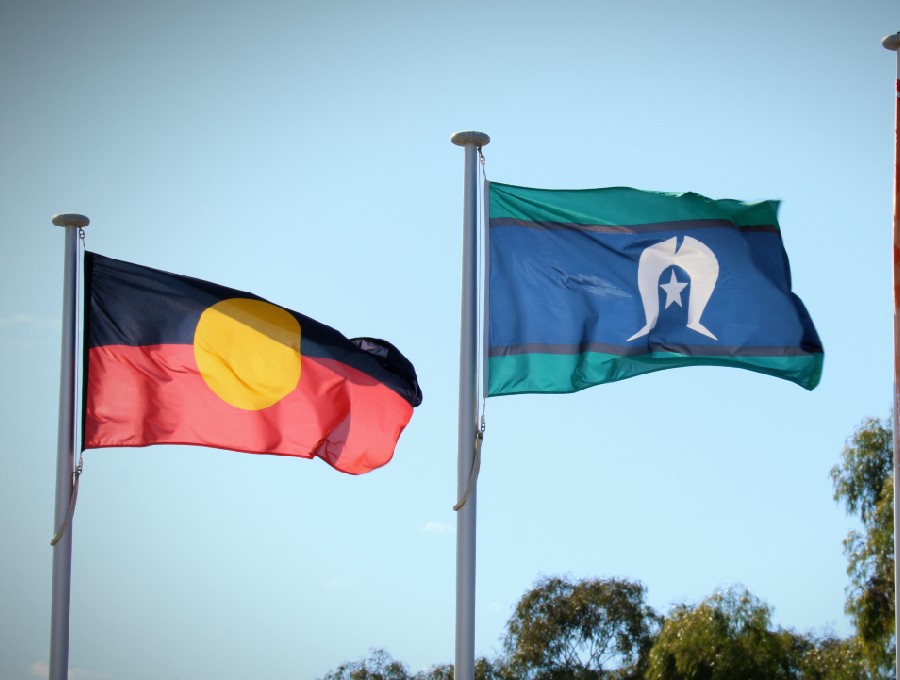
(84, 344, 414, 475)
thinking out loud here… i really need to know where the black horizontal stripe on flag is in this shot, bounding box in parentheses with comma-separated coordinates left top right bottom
(84, 252, 422, 408)
(489, 341, 824, 359)
(488, 217, 781, 235)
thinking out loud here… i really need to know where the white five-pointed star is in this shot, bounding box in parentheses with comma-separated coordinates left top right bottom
(659, 270, 688, 309)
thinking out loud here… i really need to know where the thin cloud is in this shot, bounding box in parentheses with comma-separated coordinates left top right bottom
(420, 521, 454, 534)
(29, 660, 110, 679)
(70, 669, 109, 680)
(0, 315, 61, 347)
(0, 314, 60, 330)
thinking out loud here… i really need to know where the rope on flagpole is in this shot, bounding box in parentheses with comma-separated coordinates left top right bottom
(475, 146, 488, 423)
(453, 423, 484, 512)
(50, 455, 83, 546)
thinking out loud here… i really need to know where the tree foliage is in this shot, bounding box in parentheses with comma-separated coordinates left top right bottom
(321, 648, 412, 680)
(320, 583, 866, 680)
(831, 416, 895, 677)
(319, 650, 502, 680)
(414, 658, 503, 680)
(647, 587, 868, 680)
(646, 587, 799, 680)
(787, 634, 866, 680)
(502, 575, 660, 679)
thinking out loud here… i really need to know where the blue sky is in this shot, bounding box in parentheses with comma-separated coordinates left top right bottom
(1, 1, 898, 678)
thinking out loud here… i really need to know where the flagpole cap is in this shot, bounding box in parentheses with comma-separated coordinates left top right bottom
(451, 131, 490, 147)
(51, 214, 90, 228)
(883, 32, 900, 51)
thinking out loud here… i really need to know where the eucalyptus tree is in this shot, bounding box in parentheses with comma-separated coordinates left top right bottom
(502, 575, 660, 679)
(831, 416, 895, 677)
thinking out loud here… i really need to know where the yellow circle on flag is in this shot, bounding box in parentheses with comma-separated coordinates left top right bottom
(194, 298, 301, 410)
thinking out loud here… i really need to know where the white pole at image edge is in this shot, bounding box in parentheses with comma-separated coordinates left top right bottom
(883, 31, 900, 680)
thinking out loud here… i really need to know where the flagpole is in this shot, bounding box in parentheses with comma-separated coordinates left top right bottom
(49, 213, 89, 680)
(884, 31, 900, 680)
(451, 130, 489, 680)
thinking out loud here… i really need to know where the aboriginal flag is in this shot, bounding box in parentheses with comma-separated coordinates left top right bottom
(82, 252, 422, 474)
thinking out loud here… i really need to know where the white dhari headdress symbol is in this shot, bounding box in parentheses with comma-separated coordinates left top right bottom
(627, 236, 719, 342)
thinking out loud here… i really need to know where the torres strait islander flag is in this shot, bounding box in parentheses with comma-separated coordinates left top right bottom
(82, 252, 422, 474)
(487, 182, 823, 396)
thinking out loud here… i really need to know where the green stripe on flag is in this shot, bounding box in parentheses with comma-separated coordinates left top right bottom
(487, 351, 823, 396)
(489, 182, 781, 230)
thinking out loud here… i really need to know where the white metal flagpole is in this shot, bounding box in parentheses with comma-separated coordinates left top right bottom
(451, 130, 489, 680)
(883, 31, 900, 680)
(49, 212, 89, 680)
